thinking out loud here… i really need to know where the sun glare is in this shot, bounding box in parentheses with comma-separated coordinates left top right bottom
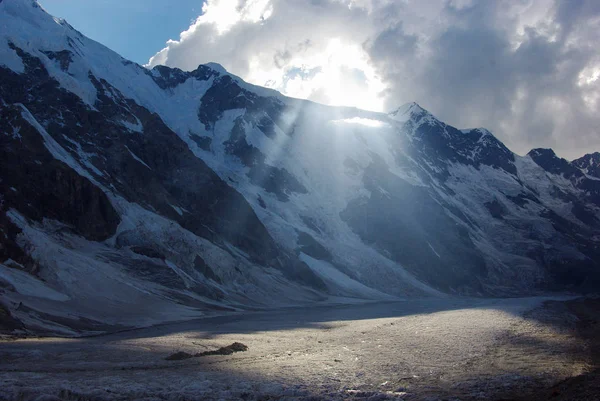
(170, 0, 386, 112)
(317, 39, 386, 112)
(331, 117, 389, 128)
(247, 38, 386, 112)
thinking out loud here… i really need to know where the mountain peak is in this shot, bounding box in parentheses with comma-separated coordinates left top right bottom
(528, 148, 585, 178)
(527, 148, 556, 158)
(0, 0, 43, 15)
(0, 0, 58, 41)
(204, 62, 227, 75)
(573, 152, 600, 178)
(474, 128, 492, 136)
(460, 127, 495, 138)
(0, 0, 39, 6)
(388, 102, 431, 123)
(390, 102, 424, 115)
(573, 151, 600, 163)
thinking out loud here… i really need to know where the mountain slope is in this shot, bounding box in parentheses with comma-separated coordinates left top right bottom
(0, 0, 598, 334)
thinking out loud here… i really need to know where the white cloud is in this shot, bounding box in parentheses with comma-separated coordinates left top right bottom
(147, 0, 385, 111)
(147, 0, 600, 159)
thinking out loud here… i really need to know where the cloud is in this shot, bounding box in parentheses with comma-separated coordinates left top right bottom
(147, 0, 600, 159)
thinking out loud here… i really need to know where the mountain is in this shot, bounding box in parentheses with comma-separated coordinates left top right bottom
(1, 0, 599, 335)
(573, 152, 600, 179)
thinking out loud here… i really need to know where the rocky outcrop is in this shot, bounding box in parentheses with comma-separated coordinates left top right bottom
(0, 41, 323, 292)
(0, 103, 120, 242)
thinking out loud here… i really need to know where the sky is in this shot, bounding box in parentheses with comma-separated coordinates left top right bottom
(39, 0, 202, 65)
(39, 0, 600, 160)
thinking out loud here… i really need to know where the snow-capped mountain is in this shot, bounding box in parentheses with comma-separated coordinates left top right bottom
(573, 152, 600, 179)
(1, 0, 598, 334)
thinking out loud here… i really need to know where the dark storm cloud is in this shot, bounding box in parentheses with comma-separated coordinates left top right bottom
(367, 0, 600, 158)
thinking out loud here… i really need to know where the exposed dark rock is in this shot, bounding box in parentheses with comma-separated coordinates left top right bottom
(149, 65, 191, 89)
(485, 199, 506, 219)
(165, 351, 193, 361)
(0, 302, 25, 333)
(0, 103, 120, 242)
(224, 117, 265, 167)
(573, 152, 600, 178)
(300, 215, 323, 234)
(505, 192, 539, 208)
(572, 203, 599, 226)
(224, 117, 307, 201)
(403, 113, 517, 179)
(193, 255, 222, 284)
(130, 246, 165, 260)
(0, 45, 305, 278)
(189, 134, 212, 151)
(257, 195, 267, 209)
(528, 148, 583, 179)
(149, 64, 219, 90)
(196, 342, 248, 356)
(42, 50, 73, 71)
(108, 256, 187, 290)
(280, 257, 327, 291)
(527, 149, 600, 213)
(248, 164, 308, 202)
(578, 177, 600, 208)
(340, 156, 487, 293)
(165, 342, 248, 361)
(297, 231, 332, 261)
(0, 212, 38, 274)
(255, 113, 277, 138)
(459, 128, 517, 175)
(198, 75, 283, 131)
(15, 303, 129, 334)
(534, 209, 600, 289)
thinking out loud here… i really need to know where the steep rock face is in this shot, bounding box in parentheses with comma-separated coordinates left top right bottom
(0, 103, 120, 242)
(390, 104, 517, 180)
(1, 0, 599, 334)
(528, 149, 583, 179)
(340, 155, 487, 292)
(529, 148, 600, 213)
(0, 0, 329, 335)
(199, 75, 308, 202)
(0, 43, 284, 266)
(573, 152, 600, 178)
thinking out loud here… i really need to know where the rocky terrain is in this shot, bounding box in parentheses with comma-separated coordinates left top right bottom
(1, 296, 599, 400)
(0, 0, 599, 335)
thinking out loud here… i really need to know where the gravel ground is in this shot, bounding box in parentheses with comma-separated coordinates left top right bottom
(0, 296, 596, 401)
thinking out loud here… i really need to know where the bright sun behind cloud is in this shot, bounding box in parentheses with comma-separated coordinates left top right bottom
(148, 0, 386, 112)
(244, 38, 386, 112)
(146, 0, 600, 159)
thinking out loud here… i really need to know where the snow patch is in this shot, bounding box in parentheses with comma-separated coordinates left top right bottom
(124, 145, 151, 170)
(0, 263, 70, 302)
(331, 117, 389, 128)
(0, 39, 25, 73)
(300, 253, 394, 300)
(169, 204, 184, 216)
(9, 125, 22, 139)
(62, 134, 105, 177)
(19, 104, 99, 183)
(428, 242, 441, 259)
(120, 116, 143, 133)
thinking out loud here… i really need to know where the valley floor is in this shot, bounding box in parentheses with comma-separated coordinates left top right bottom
(0, 296, 598, 401)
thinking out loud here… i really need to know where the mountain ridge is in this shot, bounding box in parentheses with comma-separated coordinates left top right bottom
(1, 0, 599, 335)
(1, 0, 596, 162)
